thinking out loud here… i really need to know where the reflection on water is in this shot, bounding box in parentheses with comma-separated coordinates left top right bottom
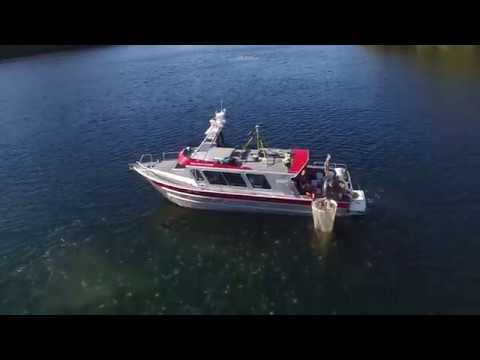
(0, 201, 356, 314)
(310, 231, 334, 256)
(364, 45, 480, 78)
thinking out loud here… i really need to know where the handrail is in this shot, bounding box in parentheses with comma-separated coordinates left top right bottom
(310, 160, 348, 170)
(136, 152, 180, 163)
(139, 154, 153, 163)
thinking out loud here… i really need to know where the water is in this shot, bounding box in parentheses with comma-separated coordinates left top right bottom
(1, 45, 480, 314)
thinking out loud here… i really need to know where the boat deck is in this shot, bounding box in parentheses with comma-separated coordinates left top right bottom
(191, 146, 306, 174)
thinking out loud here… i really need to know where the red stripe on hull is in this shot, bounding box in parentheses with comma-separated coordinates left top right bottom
(150, 179, 350, 208)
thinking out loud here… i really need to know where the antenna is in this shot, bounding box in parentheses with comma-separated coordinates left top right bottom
(220, 99, 223, 111)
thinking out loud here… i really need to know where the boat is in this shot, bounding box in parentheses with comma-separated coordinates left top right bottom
(129, 108, 366, 217)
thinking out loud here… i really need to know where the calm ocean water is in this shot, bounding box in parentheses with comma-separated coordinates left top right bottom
(1, 45, 480, 314)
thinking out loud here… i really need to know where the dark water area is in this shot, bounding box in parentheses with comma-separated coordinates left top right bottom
(1, 45, 480, 314)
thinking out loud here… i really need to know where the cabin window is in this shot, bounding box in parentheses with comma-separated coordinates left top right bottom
(222, 172, 247, 187)
(246, 174, 271, 189)
(191, 169, 205, 182)
(203, 171, 228, 185)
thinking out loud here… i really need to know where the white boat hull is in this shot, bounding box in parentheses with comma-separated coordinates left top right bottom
(148, 180, 364, 217)
(130, 154, 366, 217)
(151, 181, 312, 216)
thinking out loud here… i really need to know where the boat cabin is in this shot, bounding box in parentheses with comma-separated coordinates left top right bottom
(175, 143, 353, 202)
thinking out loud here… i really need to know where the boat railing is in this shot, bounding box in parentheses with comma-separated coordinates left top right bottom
(139, 154, 153, 163)
(128, 154, 156, 170)
(129, 151, 180, 170)
(310, 159, 348, 170)
(331, 162, 347, 169)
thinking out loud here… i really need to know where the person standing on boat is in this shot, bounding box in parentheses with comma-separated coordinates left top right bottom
(297, 169, 314, 196)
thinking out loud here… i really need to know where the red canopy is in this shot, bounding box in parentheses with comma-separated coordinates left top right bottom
(289, 148, 309, 174)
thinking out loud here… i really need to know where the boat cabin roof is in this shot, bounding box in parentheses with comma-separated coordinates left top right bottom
(193, 147, 235, 162)
(186, 146, 309, 176)
(177, 108, 310, 177)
